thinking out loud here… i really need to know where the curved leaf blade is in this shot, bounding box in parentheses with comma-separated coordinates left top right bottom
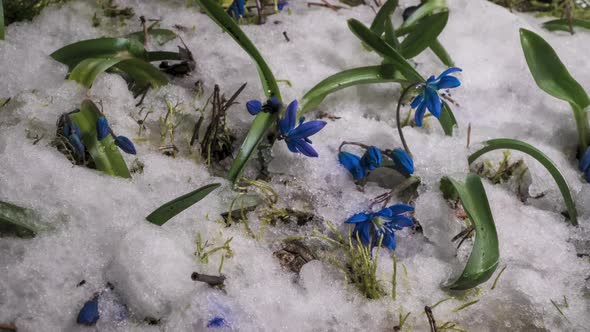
(429, 39, 454, 67)
(543, 18, 590, 32)
(300, 65, 408, 114)
(439, 101, 457, 136)
(441, 174, 499, 290)
(146, 183, 221, 226)
(69, 57, 126, 88)
(400, 11, 448, 59)
(50, 38, 146, 71)
(0, 201, 39, 237)
(195, 0, 281, 184)
(114, 58, 169, 89)
(71, 100, 131, 178)
(520, 28, 590, 109)
(468, 138, 577, 225)
(369, 0, 398, 37)
(399, 0, 447, 31)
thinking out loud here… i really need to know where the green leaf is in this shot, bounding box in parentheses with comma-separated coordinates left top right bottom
(113, 58, 169, 90)
(0, 0, 5, 40)
(369, 0, 398, 37)
(146, 183, 221, 226)
(70, 100, 131, 178)
(146, 51, 182, 62)
(383, 17, 400, 50)
(543, 18, 590, 32)
(300, 65, 408, 114)
(125, 28, 177, 46)
(69, 57, 127, 88)
(468, 138, 577, 226)
(441, 174, 499, 290)
(429, 39, 454, 67)
(0, 200, 39, 237)
(439, 101, 457, 136)
(50, 38, 147, 71)
(399, 11, 448, 59)
(195, 0, 281, 184)
(398, 0, 447, 31)
(519, 28, 590, 109)
(348, 19, 422, 83)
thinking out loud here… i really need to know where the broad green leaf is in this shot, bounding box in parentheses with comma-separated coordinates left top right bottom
(125, 28, 177, 46)
(113, 58, 169, 89)
(520, 28, 590, 109)
(51, 38, 146, 71)
(70, 100, 131, 178)
(543, 18, 590, 32)
(69, 57, 126, 88)
(195, 0, 281, 184)
(369, 0, 398, 37)
(398, 0, 447, 31)
(468, 138, 577, 226)
(146, 183, 221, 225)
(0, 201, 39, 237)
(429, 39, 454, 67)
(300, 65, 408, 114)
(399, 11, 448, 59)
(439, 101, 457, 136)
(348, 19, 422, 82)
(383, 18, 400, 50)
(0, 0, 4, 40)
(441, 174, 499, 290)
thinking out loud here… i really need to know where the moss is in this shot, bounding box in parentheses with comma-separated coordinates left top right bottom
(4, 0, 71, 24)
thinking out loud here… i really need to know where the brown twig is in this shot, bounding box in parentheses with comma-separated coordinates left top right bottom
(425, 306, 438, 332)
(0, 323, 17, 332)
(191, 272, 226, 287)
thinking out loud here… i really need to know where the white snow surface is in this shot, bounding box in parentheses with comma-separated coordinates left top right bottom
(0, 0, 589, 331)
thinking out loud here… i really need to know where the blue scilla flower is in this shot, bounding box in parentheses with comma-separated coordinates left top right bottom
(246, 96, 281, 116)
(345, 204, 414, 250)
(207, 316, 226, 328)
(360, 146, 382, 171)
(97, 116, 110, 141)
(277, 0, 288, 11)
(227, 0, 245, 18)
(411, 67, 462, 127)
(77, 295, 100, 326)
(339, 151, 366, 181)
(390, 148, 414, 176)
(279, 100, 326, 158)
(579, 146, 590, 182)
(64, 122, 85, 156)
(114, 136, 137, 155)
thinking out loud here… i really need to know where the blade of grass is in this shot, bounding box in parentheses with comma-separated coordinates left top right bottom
(146, 183, 221, 225)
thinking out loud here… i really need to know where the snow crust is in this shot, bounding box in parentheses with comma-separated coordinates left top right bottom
(0, 0, 589, 331)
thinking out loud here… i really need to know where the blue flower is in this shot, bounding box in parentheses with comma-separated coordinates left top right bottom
(207, 316, 226, 328)
(227, 0, 245, 18)
(97, 116, 110, 141)
(579, 147, 590, 182)
(339, 151, 366, 181)
(390, 148, 414, 176)
(345, 204, 414, 250)
(411, 67, 462, 127)
(77, 295, 100, 326)
(65, 122, 85, 156)
(360, 146, 382, 171)
(279, 100, 326, 158)
(246, 97, 281, 116)
(114, 136, 137, 155)
(278, 0, 288, 11)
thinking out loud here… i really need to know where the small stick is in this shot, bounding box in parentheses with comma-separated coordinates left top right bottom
(191, 272, 226, 287)
(425, 306, 438, 332)
(0, 323, 17, 332)
(140, 16, 149, 49)
(466, 123, 471, 148)
(283, 31, 290, 42)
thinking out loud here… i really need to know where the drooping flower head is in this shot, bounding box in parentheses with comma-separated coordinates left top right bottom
(390, 148, 414, 176)
(339, 151, 366, 181)
(360, 146, 382, 171)
(97, 116, 110, 141)
(246, 96, 281, 116)
(411, 67, 462, 127)
(278, 100, 326, 158)
(345, 204, 414, 250)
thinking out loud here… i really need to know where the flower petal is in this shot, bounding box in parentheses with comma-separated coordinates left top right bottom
(286, 140, 299, 154)
(410, 94, 424, 109)
(414, 102, 427, 127)
(437, 67, 462, 79)
(346, 212, 371, 223)
(287, 120, 327, 140)
(390, 215, 414, 230)
(435, 76, 461, 90)
(246, 100, 262, 115)
(77, 295, 100, 326)
(97, 116, 110, 141)
(115, 136, 137, 155)
(207, 317, 226, 328)
(579, 146, 590, 172)
(387, 204, 415, 215)
(290, 138, 319, 157)
(360, 146, 382, 171)
(339, 151, 366, 180)
(390, 148, 414, 175)
(69, 134, 85, 156)
(382, 232, 396, 250)
(425, 87, 442, 118)
(279, 100, 298, 135)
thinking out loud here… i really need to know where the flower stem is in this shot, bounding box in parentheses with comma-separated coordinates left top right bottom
(396, 83, 423, 158)
(571, 103, 589, 156)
